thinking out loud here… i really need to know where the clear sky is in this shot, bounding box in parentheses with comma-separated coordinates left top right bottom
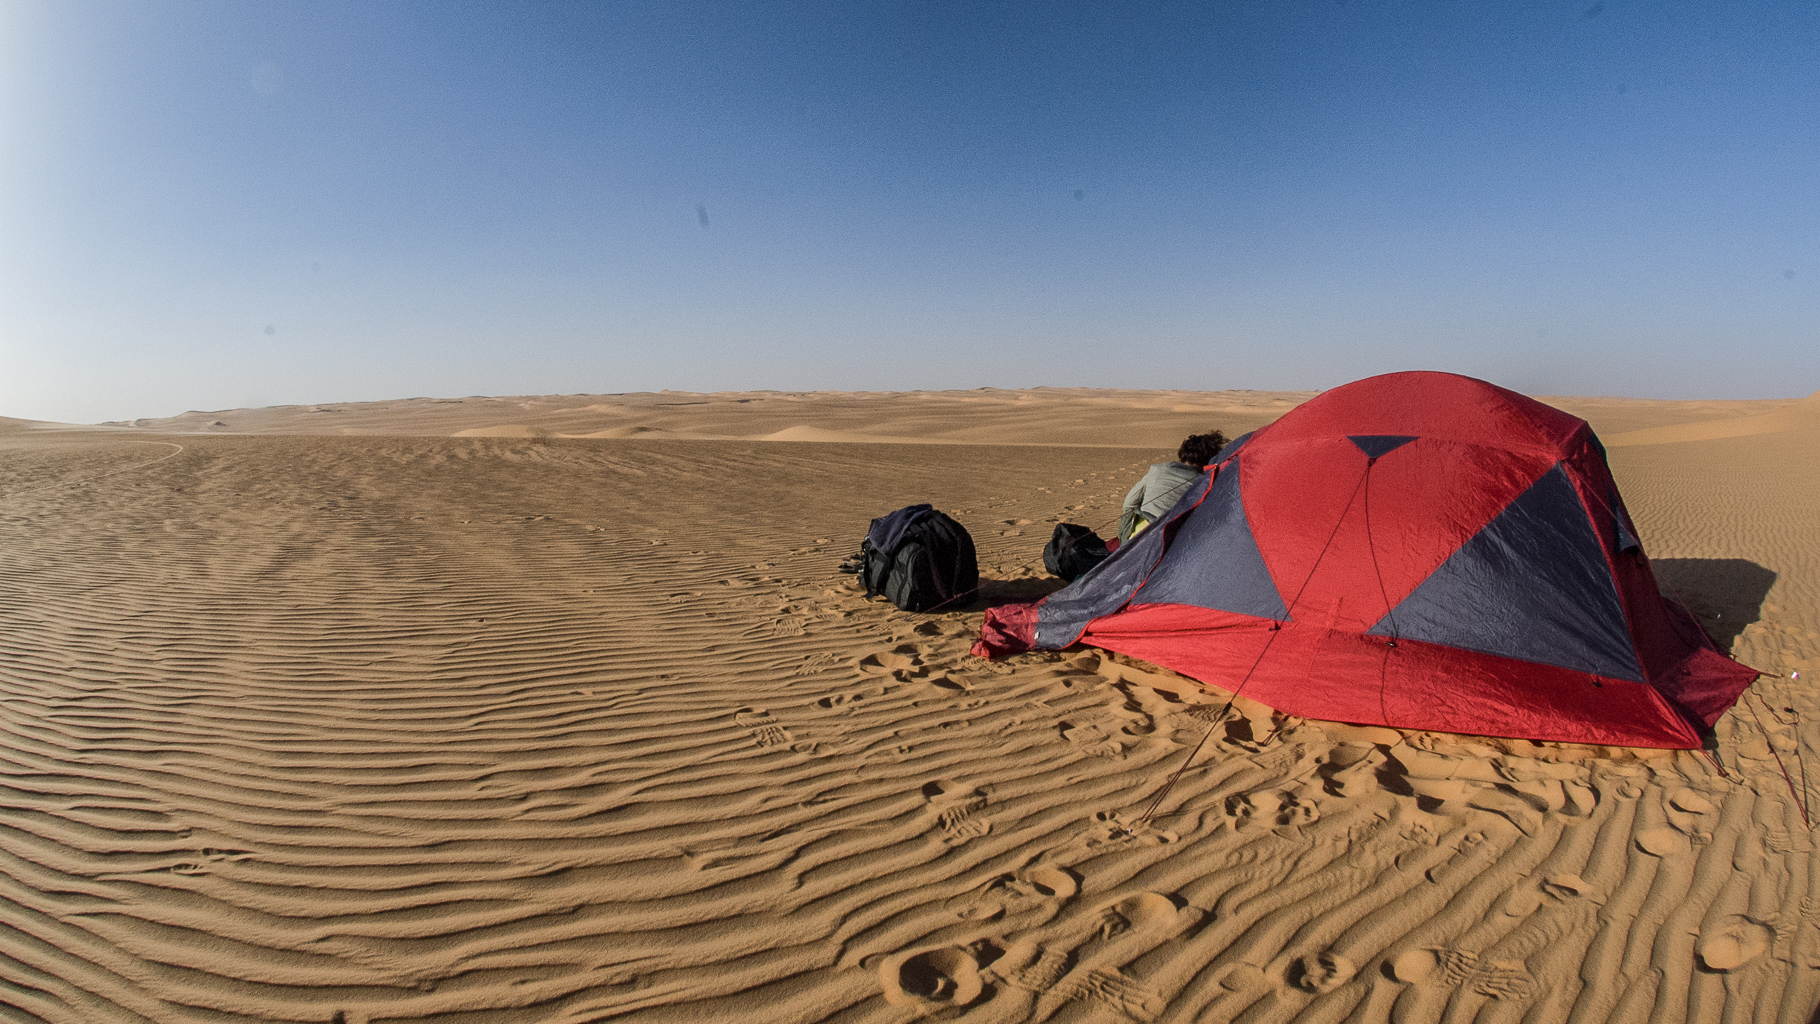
(2, 1, 1816, 423)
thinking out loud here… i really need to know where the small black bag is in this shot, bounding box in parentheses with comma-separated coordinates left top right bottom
(860, 505, 979, 612)
(1044, 522, 1110, 582)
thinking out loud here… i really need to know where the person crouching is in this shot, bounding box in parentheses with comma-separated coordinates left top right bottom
(1118, 431, 1227, 542)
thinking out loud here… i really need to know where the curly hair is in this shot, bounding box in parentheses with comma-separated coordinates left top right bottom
(1177, 431, 1229, 470)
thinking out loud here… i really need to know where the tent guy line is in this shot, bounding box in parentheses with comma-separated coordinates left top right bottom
(1745, 693, 1810, 828)
(1134, 457, 1377, 832)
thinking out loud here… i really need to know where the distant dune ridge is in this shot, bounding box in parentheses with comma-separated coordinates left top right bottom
(1, 384, 1816, 1022)
(87, 384, 1820, 448)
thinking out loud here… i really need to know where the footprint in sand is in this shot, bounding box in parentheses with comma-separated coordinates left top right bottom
(923, 779, 985, 805)
(1503, 873, 1598, 917)
(950, 865, 1081, 923)
(1503, 886, 1545, 917)
(992, 940, 1073, 993)
(858, 646, 926, 680)
(1224, 789, 1318, 829)
(1539, 873, 1595, 901)
(938, 808, 990, 843)
(1388, 948, 1447, 983)
(1060, 717, 1131, 759)
(1666, 787, 1716, 837)
(1273, 788, 1321, 827)
(1697, 916, 1773, 970)
(1289, 950, 1356, 993)
(1062, 968, 1161, 1022)
(1465, 786, 1544, 836)
(1667, 787, 1714, 813)
(1320, 748, 1387, 798)
(1635, 827, 1690, 857)
(1094, 892, 1187, 941)
(1389, 948, 1532, 1000)
(928, 672, 973, 693)
(795, 651, 841, 676)
(990, 864, 1083, 903)
(734, 707, 794, 747)
(1226, 792, 1261, 828)
(1177, 703, 1229, 725)
(1022, 865, 1081, 899)
(1765, 827, 1813, 854)
(1076, 811, 1178, 848)
(922, 780, 991, 845)
(749, 725, 793, 746)
(879, 946, 985, 1009)
(816, 686, 881, 710)
(1220, 712, 1288, 752)
(1561, 780, 1599, 816)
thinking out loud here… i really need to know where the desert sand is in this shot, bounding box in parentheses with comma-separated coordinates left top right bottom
(1, 385, 1816, 1023)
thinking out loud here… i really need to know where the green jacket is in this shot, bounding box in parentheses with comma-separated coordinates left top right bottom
(1121, 461, 1200, 539)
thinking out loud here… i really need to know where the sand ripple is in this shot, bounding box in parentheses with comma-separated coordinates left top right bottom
(1, 427, 1815, 1022)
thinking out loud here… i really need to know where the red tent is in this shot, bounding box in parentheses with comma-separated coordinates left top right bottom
(975, 372, 1758, 748)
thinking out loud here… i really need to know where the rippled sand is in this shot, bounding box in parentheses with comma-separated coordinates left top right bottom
(2, 386, 1816, 1023)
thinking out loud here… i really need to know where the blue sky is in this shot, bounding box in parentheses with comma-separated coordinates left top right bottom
(2, 1, 1816, 422)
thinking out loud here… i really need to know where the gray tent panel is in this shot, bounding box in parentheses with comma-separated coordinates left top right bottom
(1132, 455, 1289, 620)
(1368, 462, 1643, 681)
(1032, 470, 1215, 649)
(1347, 434, 1417, 459)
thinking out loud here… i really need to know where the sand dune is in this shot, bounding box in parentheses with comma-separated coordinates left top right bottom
(1599, 391, 1820, 448)
(101, 388, 1319, 448)
(2, 389, 1816, 1022)
(96, 385, 1820, 451)
(450, 424, 551, 439)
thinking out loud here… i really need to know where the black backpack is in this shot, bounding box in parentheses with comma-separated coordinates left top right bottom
(860, 506, 979, 612)
(1044, 522, 1110, 582)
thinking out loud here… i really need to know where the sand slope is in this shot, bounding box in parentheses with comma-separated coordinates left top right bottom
(1, 390, 1816, 1023)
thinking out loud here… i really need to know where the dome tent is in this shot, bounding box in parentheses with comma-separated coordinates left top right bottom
(974, 372, 1758, 748)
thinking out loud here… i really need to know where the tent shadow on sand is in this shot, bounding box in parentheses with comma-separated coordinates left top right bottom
(1650, 558, 1778, 653)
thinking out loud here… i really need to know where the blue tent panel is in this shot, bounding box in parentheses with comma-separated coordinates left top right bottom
(1610, 486, 1641, 553)
(1032, 471, 1215, 648)
(1217, 431, 1255, 463)
(1132, 456, 1289, 620)
(1347, 435, 1417, 458)
(1369, 462, 1643, 681)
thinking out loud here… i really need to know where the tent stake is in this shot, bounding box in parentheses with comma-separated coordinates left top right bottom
(1792, 674, 1809, 829)
(1700, 747, 1731, 782)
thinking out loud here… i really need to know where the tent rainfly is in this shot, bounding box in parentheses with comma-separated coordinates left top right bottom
(974, 371, 1759, 748)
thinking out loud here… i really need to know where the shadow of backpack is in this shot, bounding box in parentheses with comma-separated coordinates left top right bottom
(1043, 522, 1110, 582)
(860, 504, 979, 612)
